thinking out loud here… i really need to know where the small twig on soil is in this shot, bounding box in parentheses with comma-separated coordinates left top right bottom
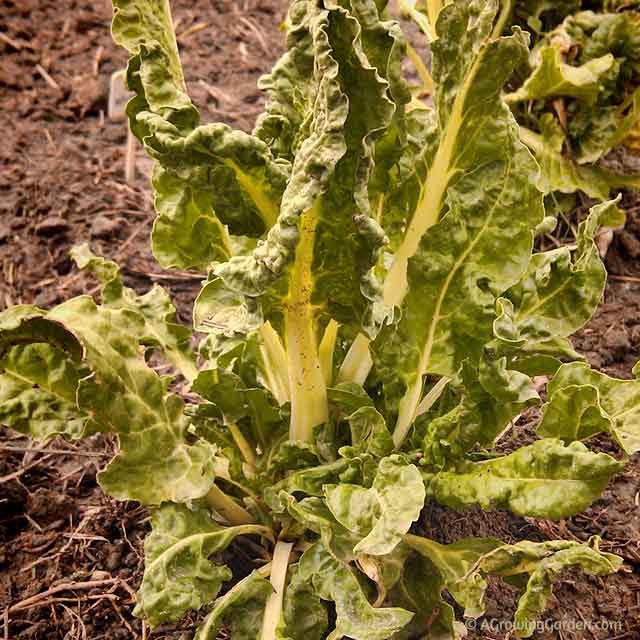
(0, 445, 108, 458)
(125, 267, 205, 282)
(8, 578, 119, 614)
(0, 32, 23, 50)
(239, 16, 270, 55)
(177, 21, 209, 41)
(35, 64, 61, 91)
(111, 599, 139, 638)
(609, 274, 640, 284)
(0, 453, 55, 484)
(43, 128, 55, 148)
(93, 45, 104, 77)
(113, 214, 154, 261)
(198, 79, 232, 105)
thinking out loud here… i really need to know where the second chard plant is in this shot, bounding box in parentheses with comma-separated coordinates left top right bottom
(2, 0, 640, 637)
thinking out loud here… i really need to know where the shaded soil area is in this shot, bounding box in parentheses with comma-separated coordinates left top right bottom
(1, 1, 639, 639)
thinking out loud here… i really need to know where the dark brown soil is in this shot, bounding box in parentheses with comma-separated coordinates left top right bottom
(1, 1, 639, 639)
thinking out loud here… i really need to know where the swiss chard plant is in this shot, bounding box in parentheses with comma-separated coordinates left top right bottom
(2, 0, 639, 638)
(401, 0, 640, 201)
(506, 0, 640, 200)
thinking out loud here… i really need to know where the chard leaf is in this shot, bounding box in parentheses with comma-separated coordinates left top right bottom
(468, 537, 622, 638)
(498, 198, 623, 347)
(112, 0, 288, 269)
(150, 167, 231, 270)
(193, 276, 264, 338)
(511, 539, 622, 638)
(264, 454, 375, 512)
(540, 361, 640, 454)
(111, 0, 195, 126)
(573, 90, 640, 164)
(280, 494, 362, 563)
(506, 47, 615, 103)
(0, 299, 217, 504)
(374, 0, 544, 444)
(140, 120, 289, 235)
(0, 343, 96, 440)
(390, 553, 463, 640)
(422, 360, 528, 467)
(281, 564, 328, 640)
(405, 535, 502, 618)
(193, 368, 282, 450)
(252, 0, 317, 161)
(194, 570, 273, 640)
(327, 382, 375, 417)
(407, 534, 621, 637)
(346, 406, 394, 457)
(424, 438, 624, 519)
(135, 502, 270, 627)
(71, 244, 198, 380)
(299, 541, 414, 639)
(518, 117, 640, 199)
(325, 454, 425, 555)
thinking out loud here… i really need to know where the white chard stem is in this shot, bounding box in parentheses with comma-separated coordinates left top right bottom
(259, 322, 291, 405)
(260, 541, 294, 640)
(338, 333, 373, 386)
(205, 483, 254, 525)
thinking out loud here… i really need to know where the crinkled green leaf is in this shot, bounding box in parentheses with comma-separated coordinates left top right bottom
(518, 117, 640, 199)
(540, 360, 640, 454)
(390, 552, 463, 640)
(194, 570, 273, 640)
(573, 90, 640, 164)
(325, 454, 425, 555)
(510, 0, 581, 34)
(193, 368, 282, 450)
(468, 536, 622, 638)
(71, 243, 197, 380)
(142, 120, 289, 235)
(111, 0, 195, 125)
(280, 493, 362, 564)
(264, 454, 375, 512)
(424, 438, 624, 519)
(355, 543, 410, 606)
(299, 541, 414, 640)
(216, 0, 400, 442)
(497, 199, 623, 360)
(112, 0, 289, 270)
(374, 0, 544, 444)
(135, 502, 270, 627)
(327, 382, 375, 417)
(405, 535, 502, 618)
(193, 276, 263, 337)
(280, 564, 328, 640)
(513, 9, 640, 183)
(0, 305, 82, 360)
(0, 298, 217, 504)
(507, 47, 615, 103)
(407, 533, 621, 635)
(0, 343, 96, 440)
(253, 0, 316, 161)
(422, 360, 529, 467)
(345, 406, 394, 457)
(150, 166, 231, 270)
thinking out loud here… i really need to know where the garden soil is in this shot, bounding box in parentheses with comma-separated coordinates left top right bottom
(0, 1, 639, 639)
